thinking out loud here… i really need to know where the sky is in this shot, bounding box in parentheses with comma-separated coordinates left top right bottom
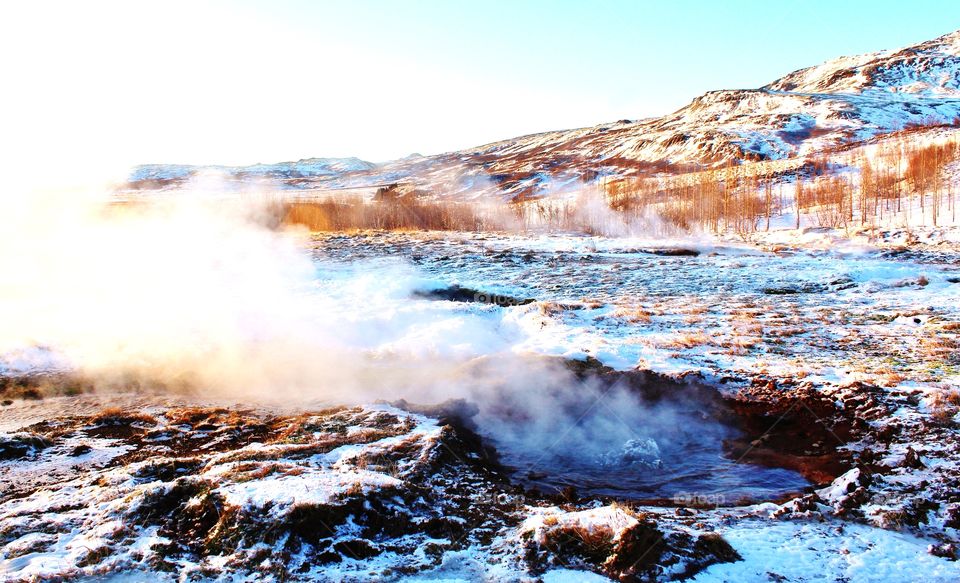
(2, 0, 960, 180)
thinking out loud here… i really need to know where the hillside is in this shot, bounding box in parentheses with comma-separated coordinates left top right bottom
(125, 29, 960, 202)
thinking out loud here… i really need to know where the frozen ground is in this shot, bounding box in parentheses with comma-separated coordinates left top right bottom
(312, 230, 959, 388)
(2, 229, 960, 581)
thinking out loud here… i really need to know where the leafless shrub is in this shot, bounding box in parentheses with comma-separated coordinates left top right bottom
(655, 331, 711, 349)
(929, 387, 960, 424)
(613, 306, 653, 324)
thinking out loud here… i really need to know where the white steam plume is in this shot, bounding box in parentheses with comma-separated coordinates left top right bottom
(0, 179, 732, 489)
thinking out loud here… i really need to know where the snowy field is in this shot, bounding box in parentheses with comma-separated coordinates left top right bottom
(10, 10, 960, 583)
(2, 229, 960, 581)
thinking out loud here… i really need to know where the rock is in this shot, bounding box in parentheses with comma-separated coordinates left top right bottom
(413, 284, 534, 307)
(641, 248, 700, 257)
(603, 520, 666, 576)
(772, 493, 823, 519)
(70, 444, 93, 456)
(0, 432, 51, 460)
(944, 504, 960, 530)
(902, 446, 925, 469)
(928, 543, 956, 560)
(560, 486, 578, 503)
(816, 467, 872, 511)
(762, 282, 826, 295)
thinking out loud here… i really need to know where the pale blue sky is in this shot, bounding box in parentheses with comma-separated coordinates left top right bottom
(292, 0, 960, 118)
(3, 0, 960, 173)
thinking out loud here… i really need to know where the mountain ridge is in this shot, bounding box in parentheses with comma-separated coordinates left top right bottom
(126, 28, 960, 201)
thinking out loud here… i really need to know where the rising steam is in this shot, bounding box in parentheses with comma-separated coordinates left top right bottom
(0, 180, 563, 399)
(0, 178, 738, 494)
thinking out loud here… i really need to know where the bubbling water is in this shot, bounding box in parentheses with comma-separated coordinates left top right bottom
(422, 365, 812, 504)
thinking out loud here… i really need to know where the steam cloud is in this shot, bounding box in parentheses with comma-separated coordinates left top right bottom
(0, 180, 561, 400)
(0, 179, 730, 492)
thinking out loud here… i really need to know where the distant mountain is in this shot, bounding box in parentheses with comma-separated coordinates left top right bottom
(126, 29, 960, 201)
(765, 30, 960, 95)
(128, 157, 376, 185)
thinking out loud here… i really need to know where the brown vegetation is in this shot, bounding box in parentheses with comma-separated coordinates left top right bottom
(929, 386, 960, 424)
(603, 132, 960, 234)
(265, 132, 960, 235)
(283, 196, 502, 232)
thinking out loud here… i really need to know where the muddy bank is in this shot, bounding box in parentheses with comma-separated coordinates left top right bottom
(0, 396, 748, 581)
(469, 358, 858, 505)
(0, 360, 860, 505)
(0, 356, 952, 579)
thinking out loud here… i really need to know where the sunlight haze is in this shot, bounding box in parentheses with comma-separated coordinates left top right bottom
(3, 0, 959, 178)
(5, 3, 960, 579)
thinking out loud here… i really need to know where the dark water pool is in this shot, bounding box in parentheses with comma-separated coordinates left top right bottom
(496, 429, 810, 504)
(470, 374, 812, 504)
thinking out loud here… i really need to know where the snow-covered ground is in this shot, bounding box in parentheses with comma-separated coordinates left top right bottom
(3, 228, 960, 581)
(307, 230, 958, 388)
(11, 22, 960, 583)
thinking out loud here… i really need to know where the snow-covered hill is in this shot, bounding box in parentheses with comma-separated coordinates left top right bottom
(125, 29, 960, 201)
(765, 29, 960, 96)
(129, 157, 376, 184)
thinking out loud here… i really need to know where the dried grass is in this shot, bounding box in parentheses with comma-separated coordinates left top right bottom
(656, 331, 711, 349)
(613, 306, 653, 324)
(929, 386, 960, 423)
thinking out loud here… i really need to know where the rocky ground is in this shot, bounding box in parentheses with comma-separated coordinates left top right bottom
(0, 389, 751, 581)
(2, 229, 960, 581)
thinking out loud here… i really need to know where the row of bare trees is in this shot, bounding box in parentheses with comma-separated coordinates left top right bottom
(801, 137, 960, 230)
(602, 133, 960, 234)
(603, 160, 780, 235)
(282, 196, 522, 231)
(280, 133, 960, 234)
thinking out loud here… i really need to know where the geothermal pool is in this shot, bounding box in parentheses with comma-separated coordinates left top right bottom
(300, 231, 959, 502)
(4, 228, 960, 581)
